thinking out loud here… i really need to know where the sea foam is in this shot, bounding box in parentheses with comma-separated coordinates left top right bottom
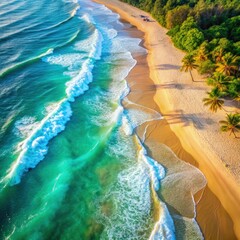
(5, 13, 103, 185)
(6, 100, 72, 185)
(66, 29, 103, 101)
(136, 133, 175, 239)
(14, 116, 39, 138)
(149, 201, 176, 240)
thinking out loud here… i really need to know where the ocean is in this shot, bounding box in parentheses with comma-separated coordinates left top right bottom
(0, 0, 207, 239)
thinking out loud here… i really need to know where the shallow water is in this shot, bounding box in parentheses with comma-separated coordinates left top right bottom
(0, 0, 206, 239)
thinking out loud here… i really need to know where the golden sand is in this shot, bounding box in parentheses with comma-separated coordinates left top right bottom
(94, 0, 240, 238)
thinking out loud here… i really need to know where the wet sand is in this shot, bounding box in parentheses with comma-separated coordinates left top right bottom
(127, 42, 236, 239)
(94, 0, 240, 239)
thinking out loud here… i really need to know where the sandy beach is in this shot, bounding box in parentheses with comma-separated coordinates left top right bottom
(94, 0, 240, 239)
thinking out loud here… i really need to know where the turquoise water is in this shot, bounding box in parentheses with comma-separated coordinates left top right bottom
(0, 0, 207, 239)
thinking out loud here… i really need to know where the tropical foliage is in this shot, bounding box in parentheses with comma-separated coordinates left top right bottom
(206, 73, 229, 92)
(180, 54, 198, 82)
(203, 88, 225, 113)
(121, 0, 240, 136)
(219, 113, 240, 138)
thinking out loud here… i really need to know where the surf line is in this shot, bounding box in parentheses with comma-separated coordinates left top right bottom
(1, 25, 103, 187)
(121, 109, 176, 239)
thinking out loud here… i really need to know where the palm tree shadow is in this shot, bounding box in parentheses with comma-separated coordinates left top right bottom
(221, 99, 240, 111)
(155, 64, 181, 70)
(163, 110, 215, 129)
(154, 83, 206, 90)
(157, 83, 184, 90)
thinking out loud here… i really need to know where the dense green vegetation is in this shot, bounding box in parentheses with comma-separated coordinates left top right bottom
(122, 0, 240, 137)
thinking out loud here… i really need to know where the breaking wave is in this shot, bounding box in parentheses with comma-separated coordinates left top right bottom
(2, 15, 103, 186)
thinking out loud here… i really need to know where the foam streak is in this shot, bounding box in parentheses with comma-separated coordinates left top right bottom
(3, 15, 103, 186)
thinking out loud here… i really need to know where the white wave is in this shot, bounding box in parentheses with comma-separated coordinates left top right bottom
(39, 48, 54, 58)
(43, 53, 85, 69)
(44, 102, 61, 115)
(89, 30, 103, 60)
(14, 116, 39, 138)
(4, 12, 105, 185)
(74, 28, 102, 56)
(5, 100, 72, 185)
(149, 201, 176, 240)
(138, 140, 176, 240)
(109, 36, 145, 56)
(96, 25, 118, 41)
(121, 112, 176, 238)
(80, 13, 97, 26)
(65, 59, 93, 101)
(121, 114, 133, 135)
(63, 0, 78, 3)
(65, 29, 103, 101)
(98, 162, 153, 240)
(139, 148, 165, 191)
(82, 1, 121, 26)
(99, 131, 175, 240)
(87, 97, 125, 127)
(106, 28, 118, 39)
(121, 103, 162, 136)
(70, 5, 80, 17)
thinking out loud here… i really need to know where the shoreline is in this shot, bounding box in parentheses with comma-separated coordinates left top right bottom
(93, 0, 240, 238)
(123, 26, 236, 239)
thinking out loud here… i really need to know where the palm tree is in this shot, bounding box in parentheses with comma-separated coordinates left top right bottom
(219, 113, 240, 138)
(195, 45, 208, 63)
(206, 73, 230, 92)
(203, 88, 225, 112)
(216, 53, 239, 76)
(181, 54, 198, 82)
(213, 48, 224, 63)
(227, 78, 240, 101)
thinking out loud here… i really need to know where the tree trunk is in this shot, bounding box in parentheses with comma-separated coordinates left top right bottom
(189, 70, 195, 82)
(233, 130, 237, 138)
(221, 106, 234, 113)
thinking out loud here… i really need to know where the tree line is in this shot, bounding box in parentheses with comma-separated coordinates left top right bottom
(122, 0, 240, 137)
